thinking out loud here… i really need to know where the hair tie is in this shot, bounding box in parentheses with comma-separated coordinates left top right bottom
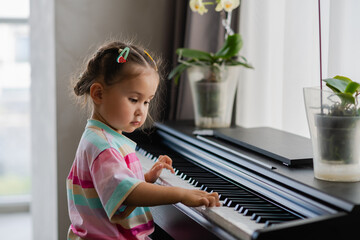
(117, 47, 130, 63)
(144, 50, 158, 72)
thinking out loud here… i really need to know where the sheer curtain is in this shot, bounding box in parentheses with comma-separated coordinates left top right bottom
(236, 0, 360, 137)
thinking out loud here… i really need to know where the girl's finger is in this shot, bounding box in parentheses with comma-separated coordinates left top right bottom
(158, 155, 172, 165)
(159, 163, 175, 173)
(200, 197, 210, 207)
(210, 192, 219, 200)
(208, 196, 216, 207)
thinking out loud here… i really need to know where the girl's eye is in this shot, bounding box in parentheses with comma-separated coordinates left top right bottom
(144, 101, 150, 105)
(129, 98, 138, 103)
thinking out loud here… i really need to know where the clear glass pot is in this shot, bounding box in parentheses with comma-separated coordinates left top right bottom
(186, 65, 240, 128)
(303, 87, 360, 182)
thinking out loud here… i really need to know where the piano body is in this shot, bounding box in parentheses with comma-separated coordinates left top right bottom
(127, 121, 360, 240)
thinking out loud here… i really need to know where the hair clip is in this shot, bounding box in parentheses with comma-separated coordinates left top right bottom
(144, 50, 158, 72)
(117, 47, 130, 63)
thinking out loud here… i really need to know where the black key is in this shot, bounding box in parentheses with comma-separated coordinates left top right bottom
(225, 197, 265, 202)
(243, 208, 284, 216)
(237, 204, 276, 213)
(264, 220, 285, 227)
(209, 189, 250, 195)
(256, 215, 299, 223)
(251, 212, 292, 221)
(225, 198, 267, 207)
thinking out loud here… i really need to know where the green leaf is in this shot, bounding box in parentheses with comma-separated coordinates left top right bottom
(336, 92, 355, 105)
(323, 77, 351, 93)
(225, 59, 254, 68)
(214, 34, 243, 59)
(176, 48, 213, 61)
(167, 63, 189, 81)
(345, 81, 360, 94)
(334, 75, 352, 83)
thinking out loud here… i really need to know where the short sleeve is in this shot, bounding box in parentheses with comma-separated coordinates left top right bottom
(90, 147, 142, 220)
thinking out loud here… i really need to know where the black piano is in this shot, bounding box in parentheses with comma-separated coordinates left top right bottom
(127, 121, 360, 240)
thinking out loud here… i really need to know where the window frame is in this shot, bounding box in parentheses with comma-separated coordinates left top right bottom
(0, 15, 31, 212)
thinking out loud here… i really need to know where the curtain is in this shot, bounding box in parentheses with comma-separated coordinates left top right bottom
(236, 0, 360, 137)
(164, 0, 188, 121)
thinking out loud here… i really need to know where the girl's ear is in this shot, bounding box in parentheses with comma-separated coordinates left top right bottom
(90, 83, 103, 104)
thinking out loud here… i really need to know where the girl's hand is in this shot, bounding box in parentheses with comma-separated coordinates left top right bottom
(180, 189, 221, 208)
(144, 155, 175, 183)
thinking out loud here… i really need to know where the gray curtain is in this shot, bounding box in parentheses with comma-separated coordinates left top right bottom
(166, 3, 239, 121)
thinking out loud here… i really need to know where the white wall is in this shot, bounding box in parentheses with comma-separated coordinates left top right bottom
(31, 1, 176, 239)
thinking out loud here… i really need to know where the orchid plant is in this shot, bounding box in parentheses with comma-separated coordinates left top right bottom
(168, 0, 252, 83)
(323, 76, 360, 116)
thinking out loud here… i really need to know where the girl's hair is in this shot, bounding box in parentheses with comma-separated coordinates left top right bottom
(72, 40, 164, 126)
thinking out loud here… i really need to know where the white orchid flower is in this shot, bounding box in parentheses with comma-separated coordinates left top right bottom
(190, 0, 208, 15)
(215, 0, 240, 12)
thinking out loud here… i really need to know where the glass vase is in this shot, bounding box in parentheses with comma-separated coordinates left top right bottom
(303, 87, 360, 182)
(187, 65, 240, 128)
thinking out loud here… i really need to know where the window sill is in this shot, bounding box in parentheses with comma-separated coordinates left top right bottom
(0, 195, 31, 213)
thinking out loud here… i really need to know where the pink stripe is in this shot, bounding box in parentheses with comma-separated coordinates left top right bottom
(124, 152, 139, 171)
(71, 175, 94, 188)
(70, 224, 86, 236)
(68, 170, 73, 180)
(91, 148, 124, 173)
(70, 224, 118, 240)
(124, 152, 138, 164)
(116, 220, 154, 239)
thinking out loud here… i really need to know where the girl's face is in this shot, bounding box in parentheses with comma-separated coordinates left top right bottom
(95, 65, 159, 134)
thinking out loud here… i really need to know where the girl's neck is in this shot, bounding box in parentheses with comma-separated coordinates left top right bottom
(91, 111, 122, 134)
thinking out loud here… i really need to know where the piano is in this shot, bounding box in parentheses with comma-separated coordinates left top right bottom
(126, 120, 360, 240)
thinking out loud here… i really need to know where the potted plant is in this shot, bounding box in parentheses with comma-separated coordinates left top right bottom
(303, 76, 360, 182)
(168, 0, 253, 128)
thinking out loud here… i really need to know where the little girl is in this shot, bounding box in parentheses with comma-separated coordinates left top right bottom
(66, 41, 220, 240)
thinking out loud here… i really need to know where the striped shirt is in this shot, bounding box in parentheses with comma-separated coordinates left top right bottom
(67, 119, 154, 240)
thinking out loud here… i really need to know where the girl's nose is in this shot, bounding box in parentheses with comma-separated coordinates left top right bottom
(135, 105, 145, 116)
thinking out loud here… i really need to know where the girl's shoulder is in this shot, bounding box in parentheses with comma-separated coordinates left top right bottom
(81, 125, 113, 153)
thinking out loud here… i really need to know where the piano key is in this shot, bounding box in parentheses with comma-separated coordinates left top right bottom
(243, 207, 284, 216)
(195, 180, 233, 186)
(224, 197, 265, 203)
(237, 203, 277, 211)
(181, 171, 221, 176)
(238, 204, 278, 214)
(225, 197, 267, 204)
(173, 168, 209, 173)
(264, 220, 285, 227)
(201, 184, 240, 189)
(220, 192, 258, 198)
(255, 215, 299, 223)
(251, 212, 293, 221)
(225, 199, 268, 208)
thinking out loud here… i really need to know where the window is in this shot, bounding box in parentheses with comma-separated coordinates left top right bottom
(0, 0, 31, 200)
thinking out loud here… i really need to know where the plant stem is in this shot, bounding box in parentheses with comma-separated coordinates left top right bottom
(318, 0, 324, 114)
(222, 11, 234, 39)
